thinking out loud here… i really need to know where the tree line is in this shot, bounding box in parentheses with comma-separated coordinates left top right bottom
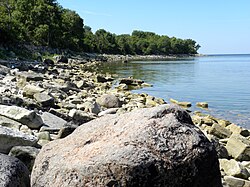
(0, 0, 200, 55)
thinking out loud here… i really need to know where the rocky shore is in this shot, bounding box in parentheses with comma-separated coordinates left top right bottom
(0, 54, 249, 186)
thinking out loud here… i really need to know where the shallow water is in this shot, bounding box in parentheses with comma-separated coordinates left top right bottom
(98, 54, 250, 128)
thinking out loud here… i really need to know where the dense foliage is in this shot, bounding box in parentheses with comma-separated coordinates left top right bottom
(0, 0, 200, 54)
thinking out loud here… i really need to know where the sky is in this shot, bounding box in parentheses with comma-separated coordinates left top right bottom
(57, 0, 250, 54)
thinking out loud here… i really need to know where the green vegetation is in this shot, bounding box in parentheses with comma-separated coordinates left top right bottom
(0, 0, 200, 55)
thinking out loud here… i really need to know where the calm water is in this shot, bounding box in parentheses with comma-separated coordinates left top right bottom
(98, 54, 250, 128)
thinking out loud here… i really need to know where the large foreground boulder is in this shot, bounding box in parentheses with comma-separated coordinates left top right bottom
(0, 153, 30, 187)
(31, 105, 222, 187)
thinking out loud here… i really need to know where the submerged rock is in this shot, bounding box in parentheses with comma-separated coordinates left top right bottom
(31, 105, 222, 187)
(196, 102, 209, 108)
(170, 98, 192, 108)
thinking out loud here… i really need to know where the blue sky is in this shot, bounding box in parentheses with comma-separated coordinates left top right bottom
(57, 0, 250, 54)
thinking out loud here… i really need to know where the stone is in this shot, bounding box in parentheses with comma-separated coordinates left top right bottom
(170, 98, 179, 104)
(20, 125, 33, 135)
(17, 71, 44, 82)
(218, 119, 232, 127)
(98, 108, 119, 116)
(0, 153, 30, 187)
(208, 123, 232, 139)
(37, 139, 50, 147)
(43, 59, 54, 66)
(39, 112, 67, 133)
(116, 83, 129, 90)
(226, 134, 250, 161)
(196, 102, 208, 108)
(96, 75, 114, 83)
(68, 109, 95, 125)
(226, 124, 250, 137)
(219, 159, 250, 179)
(0, 115, 23, 130)
(23, 85, 44, 98)
(141, 82, 153, 87)
(49, 108, 71, 121)
(0, 105, 43, 129)
(8, 146, 40, 171)
(224, 176, 250, 187)
(120, 77, 144, 85)
(57, 123, 78, 139)
(0, 65, 10, 76)
(96, 94, 122, 108)
(203, 116, 217, 126)
(34, 92, 55, 107)
(75, 80, 89, 89)
(31, 105, 222, 187)
(57, 56, 68, 63)
(78, 101, 101, 115)
(37, 131, 51, 141)
(169, 98, 192, 107)
(155, 98, 166, 105)
(178, 101, 192, 107)
(145, 96, 158, 107)
(0, 126, 38, 154)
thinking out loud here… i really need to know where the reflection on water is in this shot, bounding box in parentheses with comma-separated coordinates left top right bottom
(98, 55, 250, 128)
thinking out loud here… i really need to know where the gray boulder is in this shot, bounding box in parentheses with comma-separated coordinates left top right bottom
(0, 65, 10, 76)
(0, 126, 38, 154)
(23, 85, 44, 98)
(9, 146, 40, 172)
(0, 115, 23, 130)
(34, 93, 55, 107)
(0, 105, 43, 129)
(39, 112, 67, 133)
(226, 134, 250, 161)
(68, 109, 96, 125)
(31, 105, 222, 187)
(96, 94, 122, 108)
(0, 153, 30, 187)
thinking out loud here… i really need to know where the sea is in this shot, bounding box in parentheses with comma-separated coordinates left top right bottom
(98, 54, 250, 128)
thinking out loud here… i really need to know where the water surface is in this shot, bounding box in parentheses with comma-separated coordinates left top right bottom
(98, 54, 250, 128)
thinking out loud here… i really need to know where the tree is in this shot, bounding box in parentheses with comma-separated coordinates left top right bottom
(95, 29, 119, 54)
(116, 34, 133, 54)
(0, 0, 19, 43)
(82, 26, 97, 52)
(0, 0, 201, 54)
(61, 9, 84, 50)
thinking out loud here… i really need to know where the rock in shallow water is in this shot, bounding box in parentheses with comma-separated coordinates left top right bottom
(31, 105, 222, 187)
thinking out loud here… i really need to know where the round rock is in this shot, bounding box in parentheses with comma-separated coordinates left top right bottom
(31, 105, 222, 187)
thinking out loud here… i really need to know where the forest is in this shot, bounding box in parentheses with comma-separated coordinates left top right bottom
(0, 0, 200, 55)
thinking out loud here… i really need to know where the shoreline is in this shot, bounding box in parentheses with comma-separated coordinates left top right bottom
(0, 55, 250, 186)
